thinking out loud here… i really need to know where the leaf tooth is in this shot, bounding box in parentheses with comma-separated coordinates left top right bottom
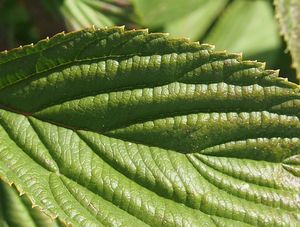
(181, 37, 191, 42)
(168, 37, 195, 46)
(212, 50, 227, 56)
(235, 52, 243, 58)
(199, 43, 215, 50)
(118, 25, 126, 30)
(140, 28, 149, 33)
(266, 69, 280, 77)
(191, 41, 206, 49)
(51, 31, 66, 40)
(2, 42, 39, 58)
(133, 28, 149, 35)
(124, 28, 149, 37)
(258, 62, 266, 70)
(34, 35, 52, 46)
(242, 60, 266, 69)
(148, 32, 169, 39)
(228, 52, 243, 60)
(92, 24, 98, 31)
(1, 180, 70, 224)
(209, 50, 237, 60)
(14, 31, 60, 54)
(10, 184, 24, 196)
(7, 181, 13, 186)
(97, 26, 125, 35)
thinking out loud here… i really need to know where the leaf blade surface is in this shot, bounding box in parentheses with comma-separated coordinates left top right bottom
(0, 27, 300, 226)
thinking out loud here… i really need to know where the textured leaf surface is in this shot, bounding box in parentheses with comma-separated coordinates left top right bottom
(275, 0, 300, 79)
(0, 27, 300, 226)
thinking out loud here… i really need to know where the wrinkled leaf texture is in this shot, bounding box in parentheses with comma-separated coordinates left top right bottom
(0, 27, 300, 226)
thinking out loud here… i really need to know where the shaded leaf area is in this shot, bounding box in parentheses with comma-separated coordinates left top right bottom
(0, 181, 61, 227)
(0, 0, 39, 51)
(131, 0, 206, 28)
(41, 0, 133, 31)
(275, 0, 300, 79)
(0, 28, 300, 226)
(204, 0, 281, 68)
(0, 0, 133, 52)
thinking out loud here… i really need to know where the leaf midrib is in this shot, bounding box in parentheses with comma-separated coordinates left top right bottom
(2, 100, 300, 156)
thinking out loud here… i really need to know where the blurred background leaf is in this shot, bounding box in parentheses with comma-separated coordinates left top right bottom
(165, 0, 229, 41)
(275, 0, 300, 80)
(0, 0, 38, 50)
(131, 0, 205, 28)
(0, 0, 297, 82)
(41, 0, 133, 30)
(204, 0, 281, 68)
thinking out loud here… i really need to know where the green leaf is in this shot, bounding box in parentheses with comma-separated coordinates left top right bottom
(275, 0, 300, 79)
(204, 0, 281, 68)
(0, 27, 300, 226)
(62, 0, 114, 29)
(165, 0, 228, 41)
(42, 0, 132, 30)
(131, 0, 208, 28)
(0, 181, 60, 227)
